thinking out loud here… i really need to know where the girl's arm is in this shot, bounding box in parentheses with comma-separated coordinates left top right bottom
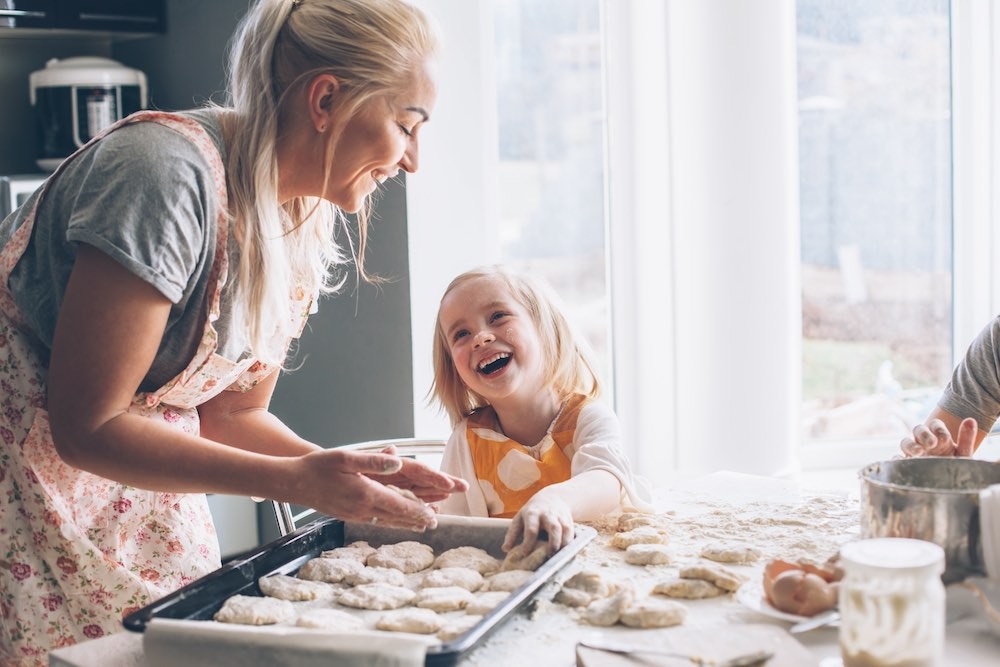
(46, 245, 452, 529)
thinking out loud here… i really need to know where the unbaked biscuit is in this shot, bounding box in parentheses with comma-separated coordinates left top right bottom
(699, 542, 762, 565)
(320, 541, 376, 563)
(376, 607, 442, 634)
(297, 557, 363, 583)
(620, 598, 687, 628)
(610, 526, 669, 549)
(213, 594, 295, 625)
(344, 566, 407, 587)
(338, 583, 416, 610)
(258, 574, 331, 601)
(485, 569, 532, 592)
(433, 546, 501, 575)
(652, 577, 725, 599)
(466, 590, 510, 615)
(414, 585, 473, 612)
(679, 562, 745, 592)
(420, 567, 484, 592)
(501, 542, 549, 572)
(368, 541, 435, 574)
(624, 543, 672, 565)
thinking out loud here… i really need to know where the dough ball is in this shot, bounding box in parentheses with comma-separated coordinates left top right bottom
(620, 598, 687, 628)
(699, 542, 762, 565)
(420, 567, 485, 592)
(438, 614, 482, 641)
(257, 574, 331, 601)
(434, 546, 501, 575)
(678, 562, 745, 592)
(415, 585, 474, 612)
(466, 591, 510, 615)
(582, 587, 634, 627)
(338, 583, 416, 610)
(297, 557, 363, 583)
(344, 566, 407, 587)
(616, 512, 670, 532)
(376, 607, 442, 634)
(554, 570, 616, 607)
(213, 595, 295, 625)
(610, 526, 669, 549)
(624, 543, 672, 565)
(652, 577, 725, 599)
(320, 541, 376, 562)
(486, 569, 533, 592)
(501, 542, 549, 572)
(368, 541, 435, 573)
(295, 608, 365, 631)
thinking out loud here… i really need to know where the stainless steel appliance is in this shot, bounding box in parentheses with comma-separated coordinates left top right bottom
(29, 56, 147, 172)
(0, 173, 48, 220)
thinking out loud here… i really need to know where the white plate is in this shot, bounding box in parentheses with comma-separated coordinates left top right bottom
(735, 580, 810, 623)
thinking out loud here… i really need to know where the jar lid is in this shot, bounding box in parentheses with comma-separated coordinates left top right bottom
(840, 538, 945, 576)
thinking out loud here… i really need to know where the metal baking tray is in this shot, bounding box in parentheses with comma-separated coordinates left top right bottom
(124, 514, 596, 666)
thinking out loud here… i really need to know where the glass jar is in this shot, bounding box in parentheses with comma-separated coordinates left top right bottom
(839, 537, 945, 667)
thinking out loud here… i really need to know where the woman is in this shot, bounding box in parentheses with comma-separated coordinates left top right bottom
(0, 0, 464, 663)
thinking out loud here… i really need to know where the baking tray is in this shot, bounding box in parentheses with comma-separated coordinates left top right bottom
(124, 514, 596, 666)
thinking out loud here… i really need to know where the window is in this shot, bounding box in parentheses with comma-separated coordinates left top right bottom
(797, 1, 954, 448)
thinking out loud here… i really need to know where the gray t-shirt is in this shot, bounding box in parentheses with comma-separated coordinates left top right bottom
(940, 315, 1000, 432)
(1, 108, 249, 391)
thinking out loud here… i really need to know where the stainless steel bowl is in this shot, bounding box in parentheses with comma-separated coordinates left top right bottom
(859, 457, 1000, 583)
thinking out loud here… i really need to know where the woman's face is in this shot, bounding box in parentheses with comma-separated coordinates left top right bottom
(317, 59, 437, 212)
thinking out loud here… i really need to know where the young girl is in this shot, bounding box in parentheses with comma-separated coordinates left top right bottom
(431, 265, 652, 555)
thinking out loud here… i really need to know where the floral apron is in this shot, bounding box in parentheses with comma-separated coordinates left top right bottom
(0, 111, 308, 666)
(466, 394, 588, 518)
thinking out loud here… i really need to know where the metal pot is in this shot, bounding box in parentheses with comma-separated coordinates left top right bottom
(859, 457, 1000, 583)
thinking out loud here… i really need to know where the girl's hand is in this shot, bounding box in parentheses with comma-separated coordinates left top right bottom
(365, 445, 469, 503)
(900, 417, 977, 458)
(503, 492, 574, 556)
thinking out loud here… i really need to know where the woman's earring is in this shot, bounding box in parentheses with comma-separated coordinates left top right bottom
(318, 124, 327, 133)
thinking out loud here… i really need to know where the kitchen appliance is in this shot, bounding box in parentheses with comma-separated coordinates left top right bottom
(0, 173, 48, 220)
(859, 457, 1000, 583)
(29, 56, 147, 172)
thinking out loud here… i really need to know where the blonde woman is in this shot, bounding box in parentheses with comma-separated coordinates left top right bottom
(0, 0, 466, 662)
(431, 265, 651, 556)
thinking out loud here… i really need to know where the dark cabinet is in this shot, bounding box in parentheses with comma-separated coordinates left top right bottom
(0, 0, 165, 35)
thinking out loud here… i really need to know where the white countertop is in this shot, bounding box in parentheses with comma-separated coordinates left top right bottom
(49, 472, 1000, 667)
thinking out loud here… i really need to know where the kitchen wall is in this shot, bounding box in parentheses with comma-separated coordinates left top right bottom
(1, 0, 417, 555)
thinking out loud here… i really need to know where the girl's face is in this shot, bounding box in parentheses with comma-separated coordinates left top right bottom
(438, 275, 548, 406)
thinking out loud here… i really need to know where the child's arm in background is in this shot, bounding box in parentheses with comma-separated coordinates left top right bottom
(503, 468, 621, 555)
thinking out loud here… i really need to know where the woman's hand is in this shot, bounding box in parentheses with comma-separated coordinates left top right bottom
(365, 445, 469, 503)
(900, 417, 978, 458)
(503, 491, 574, 556)
(295, 448, 447, 531)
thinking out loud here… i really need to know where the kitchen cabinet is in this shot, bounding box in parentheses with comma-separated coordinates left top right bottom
(0, 0, 165, 37)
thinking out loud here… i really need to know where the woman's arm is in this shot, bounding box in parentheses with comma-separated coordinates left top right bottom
(45, 245, 451, 529)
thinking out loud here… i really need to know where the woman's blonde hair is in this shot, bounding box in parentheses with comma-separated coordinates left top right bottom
(223, 0, 438, 364)
(429, 265, 602, 426)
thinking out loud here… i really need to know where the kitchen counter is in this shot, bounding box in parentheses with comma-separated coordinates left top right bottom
(49, 472, 1000, 667)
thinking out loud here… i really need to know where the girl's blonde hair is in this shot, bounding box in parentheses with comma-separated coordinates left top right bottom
(430, 265, 602, 426)
(223, 0, 439, 364)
